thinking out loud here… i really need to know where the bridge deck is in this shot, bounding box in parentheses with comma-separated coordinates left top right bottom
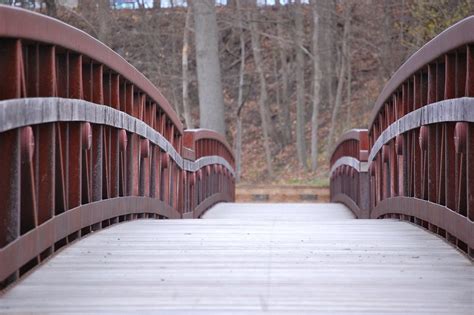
(1, 203, 472, 314)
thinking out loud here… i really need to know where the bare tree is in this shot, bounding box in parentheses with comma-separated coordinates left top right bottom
(235, 0, 246, 182)
(191, 0, 226, 135)
(43, 0, 57, 16)
(275, 0, 291, 146)
(294, 0, 308, 169)
(310, 0, 322, 171)
(327, 3, 353, 151)
(319, 0, 337, 117)
(344, 30, 352, 127)
(182, 4, 194, 128)
(97, 0, 110, 45)
(249, 3, 274, 178)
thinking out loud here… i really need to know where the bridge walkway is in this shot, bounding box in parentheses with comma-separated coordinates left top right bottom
(0, 203, 472, 314)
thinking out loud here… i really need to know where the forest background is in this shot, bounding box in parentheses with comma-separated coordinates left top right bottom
(4, 0, 473, 186)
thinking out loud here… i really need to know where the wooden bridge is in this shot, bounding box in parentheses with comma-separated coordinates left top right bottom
(0, 6, 473, 314)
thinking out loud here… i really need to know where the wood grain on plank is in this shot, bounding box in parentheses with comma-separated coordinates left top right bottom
(0, 203, 472, 314)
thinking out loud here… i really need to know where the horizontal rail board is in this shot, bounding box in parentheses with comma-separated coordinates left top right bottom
(369, 97, 474, 163)
(330, 156, 368, 177)
(0, 97, 235, 175)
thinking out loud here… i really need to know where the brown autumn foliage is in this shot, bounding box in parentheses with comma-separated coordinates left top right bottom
(17, 0, 473, 185)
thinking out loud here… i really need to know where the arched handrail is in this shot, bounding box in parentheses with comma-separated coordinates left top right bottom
(184, 129, 235, 168)
(329, 129, 370, 218)
(365, 16, 474, 257)
(329, 128, 368, 166)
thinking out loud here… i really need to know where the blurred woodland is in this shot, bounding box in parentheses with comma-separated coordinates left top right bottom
(3, 0, 473, 185)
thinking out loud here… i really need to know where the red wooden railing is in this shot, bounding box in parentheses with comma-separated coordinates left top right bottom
(331, 16, 474, 258)
(329, 129, 370, 218)
(0, 6, 235, 288)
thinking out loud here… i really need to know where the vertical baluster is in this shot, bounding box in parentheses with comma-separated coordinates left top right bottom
(109, 75, 121, 198)
(68, 54, 83, 211)
(467, 45, 474, 96)
(427, 125, 437, 203)
(150, 145, 157, 199)
(154, 148, 161, 200)
(413, 74, 422, 198)
(91, 65, 104, 203)
(162, 152, 170, 205)
(468, 124, 474, 221)
(455, 49, 467, 97)
(445, 123, 456, 210)
(127, 133, 140, 197)
(118, 129, 127, 197)
(139, 138, 150, 197)
(454, 123, 467, 216)
(20, 127, 37, 235)
(36, 45, 57, 225)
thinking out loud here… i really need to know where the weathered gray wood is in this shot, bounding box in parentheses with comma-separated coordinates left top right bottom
(329, 156, 368, 176)
(0, 203, 472, 314)
(369, 97, 474, 163)
(0, 98, 235, 175)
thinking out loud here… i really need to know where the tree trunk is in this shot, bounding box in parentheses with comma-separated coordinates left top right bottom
(137, 0, 146, 9)
(191, 0, 226, 135)
(381, 0, 394, 81)
(320, 0, 337, 112)
(249, 8, 274, 178)
(43, 0, 57, 16)
(345, 38, 352, 127)
(275, 0, 291, 146)
(294, 0, 308, 169)
(327, 4, 352, 151)
(235, 0, 246, 182)
(182, 4, 194, 128)
(171, 84, 182, 121)
(310, 0, 322, 172)
(97, 0, 110, 45)
(272, 50, 282, 145)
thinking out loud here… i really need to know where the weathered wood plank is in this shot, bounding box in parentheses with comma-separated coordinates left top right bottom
(0, 203, 472, 314)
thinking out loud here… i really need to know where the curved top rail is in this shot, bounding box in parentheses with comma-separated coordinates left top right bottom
(0, 5, 183, 134)
(329, 129, 368, 164)
(368, 15, 474, 128)
(184, 128, 235, 166)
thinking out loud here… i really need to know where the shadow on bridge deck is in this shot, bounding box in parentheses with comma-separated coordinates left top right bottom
(0, 203, 472, 314)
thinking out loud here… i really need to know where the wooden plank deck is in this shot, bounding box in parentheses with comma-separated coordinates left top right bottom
(0, 203, 472, 314)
